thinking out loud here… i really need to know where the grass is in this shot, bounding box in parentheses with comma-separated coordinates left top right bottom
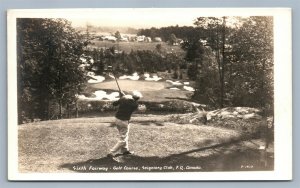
(18, 115, 274, 173)
(89, 40, 185, 55)
(90, 80, 166, 92)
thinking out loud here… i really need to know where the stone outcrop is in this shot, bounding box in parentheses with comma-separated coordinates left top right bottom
(207, 107, 263, 121)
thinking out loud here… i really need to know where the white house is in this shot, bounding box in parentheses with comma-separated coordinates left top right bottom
(137, 35, 146, 42)
(120, 37, 129, 42)
(145, 37, 152, 42)
(102, 36, 117, 42)
(154, 37, 162, 42)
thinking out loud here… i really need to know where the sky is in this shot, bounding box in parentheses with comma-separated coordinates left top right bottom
(10, 8, 270, 29)
(67, 9, 203, 28)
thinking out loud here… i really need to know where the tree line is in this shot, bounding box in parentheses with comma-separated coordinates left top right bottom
(138, 25, 205, 42)
(88, 46, 184, 77)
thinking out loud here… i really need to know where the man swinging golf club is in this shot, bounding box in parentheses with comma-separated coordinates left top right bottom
(107, 67, 143, 157)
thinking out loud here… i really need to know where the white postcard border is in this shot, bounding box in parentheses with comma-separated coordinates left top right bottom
(7, 8, 292, 181)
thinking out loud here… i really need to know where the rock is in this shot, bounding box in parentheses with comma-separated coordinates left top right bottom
(243, 113, 262, 120)
(220, 111, 231, 117)
(233, 111, 239, 115)
(222, 114, 236, 119)
(188, 113, 207, 125)
(207, 107, 262, 121)
(172, 106, 262, 125)
(183, 86, 195, 91)
(235, 107, 261, 114)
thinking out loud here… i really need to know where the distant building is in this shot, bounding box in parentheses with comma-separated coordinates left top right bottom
(120, 36, 129, 42)
(137, 35, 146, 42)
(145, 37, 152, 42)
(102, 36, 117, 42)
(154, 37, 162, 42)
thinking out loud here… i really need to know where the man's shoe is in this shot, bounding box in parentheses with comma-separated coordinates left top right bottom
(122, 151, 134, 155)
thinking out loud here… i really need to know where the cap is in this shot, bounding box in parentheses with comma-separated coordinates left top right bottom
(132, 90, 143, 99)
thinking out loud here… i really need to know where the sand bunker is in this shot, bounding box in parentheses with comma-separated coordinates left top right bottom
(119, 72, 140, 80)
(183, 86, 195, 92)
(166, 80, 183, 86)
(144, 73, 162, 81)
(78, 90, 120, 101)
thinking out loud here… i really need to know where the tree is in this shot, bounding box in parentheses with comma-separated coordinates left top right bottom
(169, 33, 177, 45)
(183, 41, 205, 62)
(17, 18, 89, 123)
(194, 17, 227, 107)
(115, 31, 122, 41)
(155, 44, 162, 53)
(227, 16, 273, 112)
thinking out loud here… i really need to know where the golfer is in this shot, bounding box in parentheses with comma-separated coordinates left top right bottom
(107, 90, 143, 157)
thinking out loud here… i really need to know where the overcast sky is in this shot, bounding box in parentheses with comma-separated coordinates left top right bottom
(11, 8, 274, 29)
(67, 9, 208, 28)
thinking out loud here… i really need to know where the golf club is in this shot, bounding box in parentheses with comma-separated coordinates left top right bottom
(107, 65, 121, 93)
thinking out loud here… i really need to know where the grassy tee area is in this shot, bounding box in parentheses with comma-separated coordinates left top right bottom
(18, 115, 274, 173)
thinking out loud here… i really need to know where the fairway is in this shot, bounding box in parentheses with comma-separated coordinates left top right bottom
(88, 79, 192, 101)
(91, 80, 166, 91)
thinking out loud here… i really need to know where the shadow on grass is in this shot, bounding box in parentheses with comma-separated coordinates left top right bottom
(59, 139, 274, 173)
(139, 121, 165, 126)
(165, 97, 190, 101)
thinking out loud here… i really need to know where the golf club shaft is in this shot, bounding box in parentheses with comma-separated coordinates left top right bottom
(112, 70, 121, 93)
(115, 77, 121, 93)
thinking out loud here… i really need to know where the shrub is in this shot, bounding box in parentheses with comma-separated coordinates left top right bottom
(141, 100, 197, 113)
(75, 99, 198, 114)
(77, 100, 117, 113)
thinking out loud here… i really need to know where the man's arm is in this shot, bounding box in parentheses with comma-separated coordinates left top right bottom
(113, 91, 125, 106)
(113, 99, 121, 106)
